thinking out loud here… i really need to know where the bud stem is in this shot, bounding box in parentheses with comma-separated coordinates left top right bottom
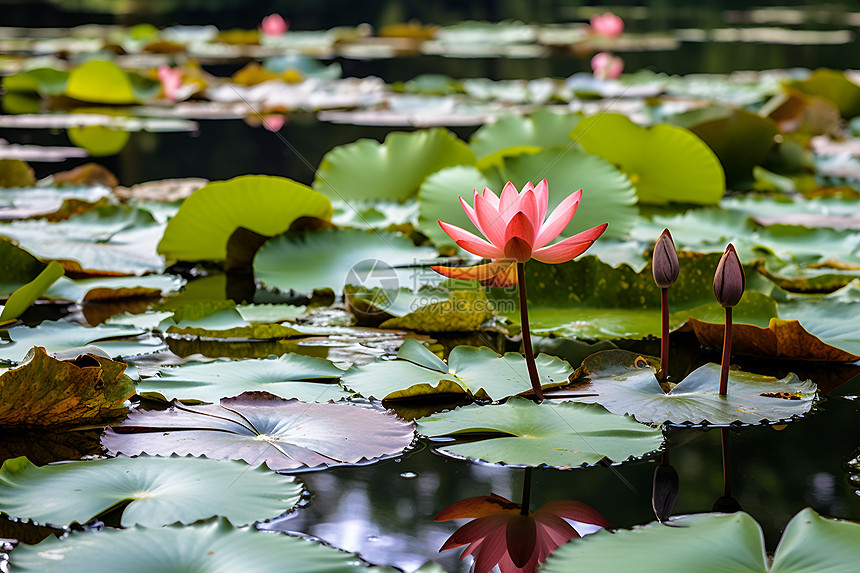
(517, 262, 544, 402)
(721, 428, 733, 498)
(719, 307, 732, 395)
(658, 287, 669, 383)
(520, 467, 532, 516)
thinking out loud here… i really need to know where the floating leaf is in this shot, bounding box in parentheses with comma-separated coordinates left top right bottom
(67, 125, 130, 156)
(377, 289, 496, 332)
(0, 240, 49, 296)
(686, 316, 860, 361)
(65, 60, 138, 104)
(566, 349, 816, 426)
(136, 354, 347, 403)
(0, 183, 112, 219)
(9, 517, 394, 573)
(2, 67, 69, 96)
(416, 165, 490, 248)
(312, 128, 476, 201)
(0, 455, 301, 527)
(570, 113, 725, 205)
(484, 148, 638, 239)
(254, 229, 436, 294)
(341, 339, 572, 401)
(468, 109, 581, 163)
(0, 347, 133, 428)
(543, 508, 860, 573)
(0, 321, 160, 364)
(101, 393, 415, 471)
(417, 396, 664, 468)
(158, 175, 332, 263)
(159, 305, 305, 340)
(788, 68, 860, 119)
(0, 261, 64, 323)
(0, 159, 36, 188)
(45, 274, 185, 303)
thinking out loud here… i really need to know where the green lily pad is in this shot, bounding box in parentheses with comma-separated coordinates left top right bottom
(0, 239, 50, 296)
(254, 229, 436, 294)
(570, 113, 725, 205)
(0, 205, 165, 275)
(673, 107, 779, 184)
(0, 261, 64, 322)
(779, 289, 860, 357)
(484, 148, 638, 239)
(2, 67, 69, 96)
(158, 175, 332, 263)
(416, 165, 491, 248)
(65, 60, 137, 104)
(350, 286, 497, 332)
(468, 109, 581, 163)
(159, 304, 305, 340)
(788, 68, 860, 118)
(416, 396, 664, 468)
(341, 339, 572, 401)
(0, 182, 113, 219)
(0, 455, 302, 527)
(312, 128, 476, 201)
(67, 125, 130, 156)
(543, 508, 860, 573)
(45, 274, 185, 303)
(0, 321, 162, 364)
(101, 393, 415, 471)
(567, 349, 816, 426)
(9, 517, 395, 573)
(137, 354, 347, 404)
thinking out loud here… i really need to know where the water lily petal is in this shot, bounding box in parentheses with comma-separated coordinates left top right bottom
(459, 194, 482, 233)
(534, 189, 582, 248)
(504, 212, 536, 261)
(435, 495, 519, 521)
(499, 181, 519, 223)
(518, 189, 541, 236)
(506, 514, 538, 567)
(474, 192, 506, 247)
(439, 221, 505, 259)
(481, 186, 500, 210)
(532, 223, 607, 263)
(534, 179, 549, 224)
(431, 260, 517, 287)
(538, 499, 612, 528)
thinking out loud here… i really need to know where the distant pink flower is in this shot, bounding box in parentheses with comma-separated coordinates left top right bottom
(157, 65, 182, 101)
(591, 52, 624, 79)
(590, 12, 624, 37)
(262, 114, 285, 132)
(431, 180, 607, 287)
(260, 13, 289, 36)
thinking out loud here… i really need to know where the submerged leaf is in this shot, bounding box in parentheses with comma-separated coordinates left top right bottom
(101, 392, 415, 471)
(0, 455, 301, 527)
(0, 347, 133, 428)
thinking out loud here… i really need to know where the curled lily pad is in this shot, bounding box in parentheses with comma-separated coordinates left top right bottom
(9, 517, 393, 573)
(567, 349, 816, 426)
(0, 455, 302, 527)
(543, 508, 860, 573)
(685, 317, 860, 362)
(570, 113, 725, 205)
(158, 175, 332, 263)
(312, 127, 476, 201)
(137, 354, 347, 404)
(101, 392, 415, 471)
(0, 261, 64, 323)
(0, 346, 133, 428)
(416, 396, 664, 468)
(341, 339, 572, 401)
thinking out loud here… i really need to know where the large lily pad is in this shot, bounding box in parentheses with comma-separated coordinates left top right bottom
(543, 508, 860, 573)
(65, 60, 138, 104)
(312, 128, 476, 201)
(0, 347, 133, 428)
(468, 109, 581, 163)
(0, 321, 163, 364)
(158, 175, 332, 262)
(137, 354, 347, 404)
(341, 339, 572, 401)
(570, 113, 725, 205)
(254, 229, 436, 294)
(0, 205, 165, 275)
(0, 183, 112, 220)
(158, 304, 305, 340)
(9, 517, 395, 573)
(0, 455, 302, 527)
(566, 349, 816, 426)
(101, 392, 415, 471)
(416, 165, 491, 248)
(416, 396, 664, 468)
(484, 148, 638, 239)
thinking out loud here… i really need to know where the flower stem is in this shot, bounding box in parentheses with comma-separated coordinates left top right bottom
(721, 428, 732, 498)
(658, 287, 669, 382)
(719, 306, 732, 396)
(517, 262, 543, 402)
(520, 467, 532, 516)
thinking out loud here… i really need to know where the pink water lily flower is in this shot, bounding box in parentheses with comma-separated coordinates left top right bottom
(590, 12, 624, 37)
(260, 13, 289, 36)
(591, 51, 624, 79)
(432, 180, 607, 287)
(157, 65, 182, 101)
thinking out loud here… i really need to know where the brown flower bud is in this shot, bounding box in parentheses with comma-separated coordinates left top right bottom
(713, 243, 745, 307)
(652, 228, 679, 288)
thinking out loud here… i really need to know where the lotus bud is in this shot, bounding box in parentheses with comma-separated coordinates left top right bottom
(652, 229, 679, 288)
(713, 244, 745, 308)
